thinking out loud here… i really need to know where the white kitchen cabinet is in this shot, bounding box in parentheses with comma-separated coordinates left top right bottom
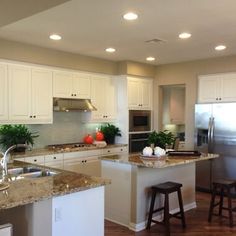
(128, 77, 153, 110)
(53, 71, 90, 99)
(198, 73, 236, 103)
(8, 65, 31, 121)
(8, 65, 53, 124)
(24, 155, 45, 166)
(102, 146, 128, 156)
(0, 64, 8, 121)
(163, 87, 185, 125)
(90, 76, 117, 122)
(63, 150, 102, 177)
(44, 153, 64, 169)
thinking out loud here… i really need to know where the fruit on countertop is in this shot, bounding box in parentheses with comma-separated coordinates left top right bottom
(83, 134, 94, 144)
(154, 147, 166, 157)
(96, 131, 104, 141)
(142, 146, 153, 156)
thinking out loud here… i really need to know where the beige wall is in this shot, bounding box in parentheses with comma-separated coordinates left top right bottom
(0, 39, 155, 78)
(154, 55, 236, 148)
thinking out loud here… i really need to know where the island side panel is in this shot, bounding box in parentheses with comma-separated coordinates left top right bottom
(101, 161, 131, 227)
(130, 162, 196, 231)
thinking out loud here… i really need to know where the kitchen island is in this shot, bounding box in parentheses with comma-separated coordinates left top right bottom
(0, 161, 109, 236)
(101, 153, 218, 232)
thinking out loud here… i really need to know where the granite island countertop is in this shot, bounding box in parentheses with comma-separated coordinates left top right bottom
(101, 153, 219, 168)
(0, 161, 110, 210)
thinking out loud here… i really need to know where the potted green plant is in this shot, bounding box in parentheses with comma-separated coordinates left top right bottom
(0, 125, 39, 152)
(100, 123, 121, 144)
(147, 130, 175, 149)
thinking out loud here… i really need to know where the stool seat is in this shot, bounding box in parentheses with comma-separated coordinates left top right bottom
(146, 181, 186, 236)
(208, 179, 236, 227)
(152, 182, 183, 194)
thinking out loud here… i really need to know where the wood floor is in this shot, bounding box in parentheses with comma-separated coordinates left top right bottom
(105, 191, 236, 235)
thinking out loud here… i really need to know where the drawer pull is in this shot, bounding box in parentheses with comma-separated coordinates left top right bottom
(34, 159, 37, 162)
(53, 156, 56, 160)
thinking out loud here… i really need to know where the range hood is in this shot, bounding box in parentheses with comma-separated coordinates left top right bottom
(53, 98, 97, 112)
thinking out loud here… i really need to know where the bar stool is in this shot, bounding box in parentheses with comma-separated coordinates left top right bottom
(208, 179, 236, 227)
(146, 181, 186, 236)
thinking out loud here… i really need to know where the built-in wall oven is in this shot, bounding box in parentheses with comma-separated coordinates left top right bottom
(129, 110, 152, 153)
(129, 110, 151, 132)
(129, 132, 150, 153)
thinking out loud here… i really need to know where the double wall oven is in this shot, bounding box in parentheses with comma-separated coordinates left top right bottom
(129, 110, 152, 153)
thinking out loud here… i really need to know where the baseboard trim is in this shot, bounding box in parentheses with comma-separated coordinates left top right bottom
(105, 217, 129, 228)
(128, 201, 197, 232)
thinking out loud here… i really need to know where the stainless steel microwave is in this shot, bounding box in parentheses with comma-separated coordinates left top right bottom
(129, 110, 151, 132)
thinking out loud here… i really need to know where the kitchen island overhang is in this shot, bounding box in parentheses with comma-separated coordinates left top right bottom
(101, 153, 218, 232)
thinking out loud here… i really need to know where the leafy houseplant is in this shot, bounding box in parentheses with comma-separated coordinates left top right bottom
(147, 130, 175, 149)
(100, 123, 121, 144)
(0, 125, 39, 152)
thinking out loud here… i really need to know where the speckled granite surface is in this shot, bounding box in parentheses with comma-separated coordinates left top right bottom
(0, 161, 110, 210)
(10, 144, 127, 158)
(101, 153, 219, 168)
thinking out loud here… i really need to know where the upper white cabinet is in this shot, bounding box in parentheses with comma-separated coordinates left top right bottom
(0, 64, 8, 121)
(8, 65, 53, 124)
(90, 76, 117, 122)
(53, 71, 90, 99)
(128, 77, 153, 110)
(198, 73, 236, 103)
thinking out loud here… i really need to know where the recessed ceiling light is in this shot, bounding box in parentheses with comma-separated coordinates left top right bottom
(49, 34, 62, 40)
(179, 32, 191, 39)
(215, 45, 226, 51)
(123, 12, 138, 21)
(146, 57, 155, 61)
(105, 48, 116, 53)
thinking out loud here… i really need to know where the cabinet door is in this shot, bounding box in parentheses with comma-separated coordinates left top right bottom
(91, 77, 105, 120)
(104, 77, 117, 120)
(32, 68, 53, 123)
(220, 73, 236, 102)
(81, 159, 101, 177)
(53, 71, 73, 98)
(140, 79, 152, 110)
(198, 75, 220, 103)
(73, 73, 91, 99)
(64, 159, 82, 173)
(0, 64, 8, 121)
(8, 65, 31, 121)
(128, 78, 140, 109)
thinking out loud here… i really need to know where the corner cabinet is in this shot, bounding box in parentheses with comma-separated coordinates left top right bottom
(53, 71, 91, 99)
(0, 63, 8, 121)
(8, 65, 53, 124)
(198, 73, 236, 103)
(128, 77, 153, 110)
(90, 76, 117, 122)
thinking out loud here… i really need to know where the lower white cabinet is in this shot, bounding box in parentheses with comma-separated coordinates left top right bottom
(15, 146, 127, 177)
(44, 153, 64, 169)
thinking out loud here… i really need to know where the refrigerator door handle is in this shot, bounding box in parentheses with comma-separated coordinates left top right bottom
(211, 117, 215, 151)
(208, 117, 212, 153)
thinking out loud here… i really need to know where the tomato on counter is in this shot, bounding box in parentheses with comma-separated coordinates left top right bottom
(83, 134, 94, 144)
(96, 131, 104, 141)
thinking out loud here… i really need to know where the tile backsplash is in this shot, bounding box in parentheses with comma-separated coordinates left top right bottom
(27, 112, 101, 148)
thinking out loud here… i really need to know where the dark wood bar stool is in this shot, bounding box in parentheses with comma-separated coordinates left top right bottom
(208, 179, 236, 227)
(146, 181, 186, 236)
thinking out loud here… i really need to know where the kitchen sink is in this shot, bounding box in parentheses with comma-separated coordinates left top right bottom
(7, 166, 59, 180)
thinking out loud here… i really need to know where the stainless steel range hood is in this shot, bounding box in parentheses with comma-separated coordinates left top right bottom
(53, 98, 97, 112)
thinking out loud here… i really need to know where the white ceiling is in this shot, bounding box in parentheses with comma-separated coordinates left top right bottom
(0, 0, 236, 65)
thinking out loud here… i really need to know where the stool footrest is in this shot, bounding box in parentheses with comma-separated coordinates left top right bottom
(153, 207, 165, 214)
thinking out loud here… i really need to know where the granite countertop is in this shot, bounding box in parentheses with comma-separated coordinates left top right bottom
(101, 153, 219, 168)
(11, 144, 128, 159)
(0, 161, 110, 210)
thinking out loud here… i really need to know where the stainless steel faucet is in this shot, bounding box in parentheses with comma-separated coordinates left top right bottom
(0, 144, 27, 180)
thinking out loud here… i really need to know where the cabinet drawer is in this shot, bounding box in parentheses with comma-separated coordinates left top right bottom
(102, 146, 128, 155)
(24, 155, 45, 164)
(45, 153, 64, 162)
(64, 150, 102, 160)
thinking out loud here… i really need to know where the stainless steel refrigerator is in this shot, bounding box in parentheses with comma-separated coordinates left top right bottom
(195, 103, 236, 191)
